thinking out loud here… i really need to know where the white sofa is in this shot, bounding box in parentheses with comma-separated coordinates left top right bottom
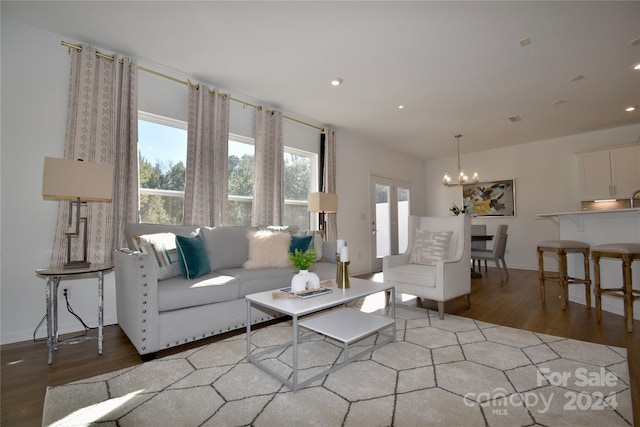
(114, 223, 336, 358)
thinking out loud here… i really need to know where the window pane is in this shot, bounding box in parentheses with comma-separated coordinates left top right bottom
(284, 150, 314, 229)
(228, 137, 255, 226)
(138, 113, 187, 225)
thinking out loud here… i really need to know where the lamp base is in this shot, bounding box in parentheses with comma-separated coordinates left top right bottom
(63, 260, 91, 270)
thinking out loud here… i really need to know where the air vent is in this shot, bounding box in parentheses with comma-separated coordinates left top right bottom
(508, 115, 522, 123)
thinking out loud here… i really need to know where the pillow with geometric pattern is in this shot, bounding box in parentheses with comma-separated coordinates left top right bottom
(409, 229, 453, 265)
(132, 232, 182, 280)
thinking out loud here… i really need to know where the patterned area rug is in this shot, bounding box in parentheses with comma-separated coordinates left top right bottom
(42, 302, 633, 426)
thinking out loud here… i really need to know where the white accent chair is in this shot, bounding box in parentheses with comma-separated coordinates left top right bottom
(383, 215, 471, 319)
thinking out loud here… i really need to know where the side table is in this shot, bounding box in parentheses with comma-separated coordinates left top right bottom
(35, 263, 114, 364)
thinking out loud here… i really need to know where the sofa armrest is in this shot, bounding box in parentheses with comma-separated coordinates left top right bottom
(114, 249, 161, 355)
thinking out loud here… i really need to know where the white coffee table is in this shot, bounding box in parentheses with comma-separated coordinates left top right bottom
(245, 277, 395, 391)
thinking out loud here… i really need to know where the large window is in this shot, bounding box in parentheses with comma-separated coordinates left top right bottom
(138, 112, 187, 224)
(138, 113, 318, 228)
(227, 135, 317, 229)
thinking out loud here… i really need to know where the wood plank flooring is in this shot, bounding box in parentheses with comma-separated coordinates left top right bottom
(1, 267, 638, 426)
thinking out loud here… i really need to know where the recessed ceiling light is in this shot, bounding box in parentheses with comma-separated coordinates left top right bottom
(630, 38, 640, 46)
(626, 106, 636, 112)
(569, 75, 585, 82)
(634, 63, 640, 71)
(398, 105, 405, 109)
(330, 78, 343, 86)
(552, 100, 566, 106)
(519, 38, 531, 47)
(508, 115, 522, 123)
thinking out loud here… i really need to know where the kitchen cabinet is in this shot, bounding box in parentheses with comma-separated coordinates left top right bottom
(579, 145, 640, 200)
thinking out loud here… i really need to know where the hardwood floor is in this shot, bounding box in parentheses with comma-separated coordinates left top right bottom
(2, 267, 638, 426)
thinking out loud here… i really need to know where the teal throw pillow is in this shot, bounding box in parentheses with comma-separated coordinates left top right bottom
(290, 235, 313, 254)
(176, 234, 211, 280)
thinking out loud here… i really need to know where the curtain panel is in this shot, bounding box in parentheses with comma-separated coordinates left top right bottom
(322, 128, 337, 241)
(50, 44, 138, 266)
(183, 84, 230, 226)
(252, 108, 284, 227)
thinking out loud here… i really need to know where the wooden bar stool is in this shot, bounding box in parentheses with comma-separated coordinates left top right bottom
(591, 243, 640, 333)
(537, 240, 591, 310)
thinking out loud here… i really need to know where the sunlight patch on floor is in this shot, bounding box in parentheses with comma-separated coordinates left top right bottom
(49, 390, 144, 426)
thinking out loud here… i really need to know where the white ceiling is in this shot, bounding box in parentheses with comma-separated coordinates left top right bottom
(3, 1, 640, 160)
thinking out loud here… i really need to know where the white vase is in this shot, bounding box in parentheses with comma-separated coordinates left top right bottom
(290, 269, 320, 293)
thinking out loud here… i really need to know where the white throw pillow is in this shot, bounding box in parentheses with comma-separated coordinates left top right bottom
(409, 229, 453, 265)
(132, 232, 182, 280)
(243, 231, 292, 269)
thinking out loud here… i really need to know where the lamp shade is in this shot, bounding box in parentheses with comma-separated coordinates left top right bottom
(42, 157, 114, 202)
(308, 192, 338, 213)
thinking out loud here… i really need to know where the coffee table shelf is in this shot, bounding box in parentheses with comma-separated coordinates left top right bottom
(299, 307, 394, 344)
(246, 277, 395, 391)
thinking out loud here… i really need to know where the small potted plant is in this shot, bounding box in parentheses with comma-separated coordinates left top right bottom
(288, 249, 319, 292)
(288, 248, 317, 271)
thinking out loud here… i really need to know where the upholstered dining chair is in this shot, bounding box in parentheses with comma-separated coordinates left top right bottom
(471, 224, 487, 272)
(471, 224, 509, 280)
(383, 215, 471, 320)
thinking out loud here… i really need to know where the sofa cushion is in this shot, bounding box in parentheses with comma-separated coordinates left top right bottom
(296, 230, 324, 260)
(125, 223, 199, 251)
(176, 234, 211, 279)
(409, 229, 453, 265)
(157, 272, 240, 312)
(290, 235, 313, 253)
(131, 232, 182, 280)
(201, 226, 254, 270)
(219, 267, 296, 297)
(243, 230, 291, 269)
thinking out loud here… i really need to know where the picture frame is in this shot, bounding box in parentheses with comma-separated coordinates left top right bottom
(462, 179, 516, 217)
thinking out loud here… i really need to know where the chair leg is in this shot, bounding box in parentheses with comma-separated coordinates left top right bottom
(623, 255, 633, 333)
(558, 249, 569, 310)
(464, 294, 470, 309)
(501, 258, 509, 279)
(582, 248, 591, 309)
(537, 248, 546, 303)
(437, 301, 444, 320)
(593, 252, 603, 322)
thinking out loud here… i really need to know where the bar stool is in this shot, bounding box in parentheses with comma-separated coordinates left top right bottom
(537, 240, 591, 310)
(591, 243, 640, 333)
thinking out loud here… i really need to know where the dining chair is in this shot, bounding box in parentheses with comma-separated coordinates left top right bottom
(471, 224, 487, 272)
(471, 224, 509, 280)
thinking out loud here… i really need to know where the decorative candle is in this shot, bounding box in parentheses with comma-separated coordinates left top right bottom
(337, 239, 345, 251)
(340, 245, 349, 263)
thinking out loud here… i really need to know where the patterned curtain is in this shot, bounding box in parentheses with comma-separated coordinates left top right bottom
(183, 84, 230, 226)
(50, 44, 138, 266)
(322, 128, 338, 241)
(252, 108, 284, 226)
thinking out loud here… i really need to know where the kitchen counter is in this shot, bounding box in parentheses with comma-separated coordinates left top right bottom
(537, 208, 639, 319)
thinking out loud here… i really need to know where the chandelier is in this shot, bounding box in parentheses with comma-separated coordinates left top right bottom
(442, 134, 478, 186)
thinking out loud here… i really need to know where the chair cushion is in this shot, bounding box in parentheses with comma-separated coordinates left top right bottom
(410, 230, 453, 265)
(384, 264, 437, 288)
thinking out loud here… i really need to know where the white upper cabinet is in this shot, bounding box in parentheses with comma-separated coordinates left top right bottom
(579, 146, 640, 200)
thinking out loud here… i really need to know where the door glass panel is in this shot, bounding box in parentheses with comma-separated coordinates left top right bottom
(376, 183, 391, 258)
(398, 187, 410, 254)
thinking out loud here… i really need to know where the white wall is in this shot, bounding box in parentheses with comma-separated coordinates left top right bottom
(425, 124, 640, 271)
(336, 132, 426, 275)
(0, 17, 425, 344)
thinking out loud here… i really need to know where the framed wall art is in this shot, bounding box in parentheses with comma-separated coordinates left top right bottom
(462, 179, 516, 217)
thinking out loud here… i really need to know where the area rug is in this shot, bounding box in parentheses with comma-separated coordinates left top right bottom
(42, 302, 633, 426)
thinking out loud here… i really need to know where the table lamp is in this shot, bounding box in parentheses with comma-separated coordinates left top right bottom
(42, 157, 114, 269)
(308, 192, 338, 240)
